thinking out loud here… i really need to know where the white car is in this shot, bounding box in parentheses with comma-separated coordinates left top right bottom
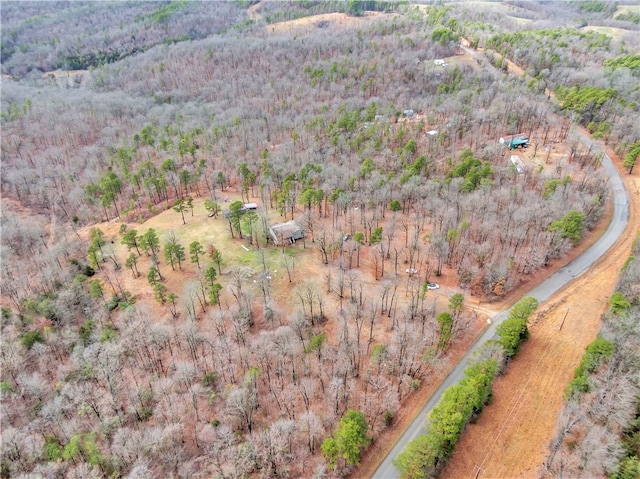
(406, 268, 418, 274)
(426, 283, 439, 290)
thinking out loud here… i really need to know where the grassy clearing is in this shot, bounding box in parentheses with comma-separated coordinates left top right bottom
(615, 4, 640, 16)
(505, 15, 532, 26)
(459, 2, 520, 13)
(450, 2, 534, 24)
(459, 1, 508, 8)
(115, 198, 265, 265)
(104, 197, 322, 305)
(265, 11, 389, 34)
(581, 26, 632, 41)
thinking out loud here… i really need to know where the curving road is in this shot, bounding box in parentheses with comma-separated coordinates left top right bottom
(372, 71, 630, 479)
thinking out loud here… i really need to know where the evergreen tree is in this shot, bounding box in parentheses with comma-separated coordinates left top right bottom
(189, 241, 204, 268)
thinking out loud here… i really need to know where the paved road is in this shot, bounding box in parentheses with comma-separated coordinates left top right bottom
(372, 71, 630, 479)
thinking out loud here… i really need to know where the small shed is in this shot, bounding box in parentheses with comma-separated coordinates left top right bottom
(223, 202, 259, 219)
(500, 134, 530, 150)
(269, 221, 305, 245)
(510, 155, 525, 174)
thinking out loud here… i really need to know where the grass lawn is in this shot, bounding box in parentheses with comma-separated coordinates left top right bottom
(111, 197, 309, 270)
(91, 196, 323, 314)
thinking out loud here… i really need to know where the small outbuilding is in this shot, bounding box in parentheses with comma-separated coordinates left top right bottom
(510, 155, 525, 173)
(269, 221, 305, 245)
(499, 133, 530, 150)
(223, 202, 259, 219)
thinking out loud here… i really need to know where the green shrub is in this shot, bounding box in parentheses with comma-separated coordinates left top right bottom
(604, 54, 640, 69)
(609, 292, 630, 314)
(565, 336, 614, 397)
(437, 312, 453, 350)
(201, 371, 218, 389)
(384, 411, 394, 427)
(321, 437, 339, 469)
(100, 327, 117, 342)
(43, 435, 63, 462)
(446, 149, 493, 193)
(322, 410, 369, 468)
(497, 297, 538, 357)
(566, 375, 590, 395)
(432, 26, 458, 45)
(548, 211, 586, 246)
(78, 320, 95, 346)
(370, 227, 383, 244)
(0, 381, 16, 394)
(575, 337, 614, 377)
(393, 433, 440, 479)
(611, 456, 640, 479)
(20, 330, 45, 350)
(577, 1, 609, 13)
(496, 316, 529, 357)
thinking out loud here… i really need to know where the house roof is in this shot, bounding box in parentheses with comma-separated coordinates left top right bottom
(499, 133, 528, 143)
(270, 220, 302, 239)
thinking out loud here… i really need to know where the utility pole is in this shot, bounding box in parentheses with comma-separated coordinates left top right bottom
(558, 307, 569, 330)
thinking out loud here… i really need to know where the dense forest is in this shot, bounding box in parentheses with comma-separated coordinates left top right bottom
(1, 1, 639, 478)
